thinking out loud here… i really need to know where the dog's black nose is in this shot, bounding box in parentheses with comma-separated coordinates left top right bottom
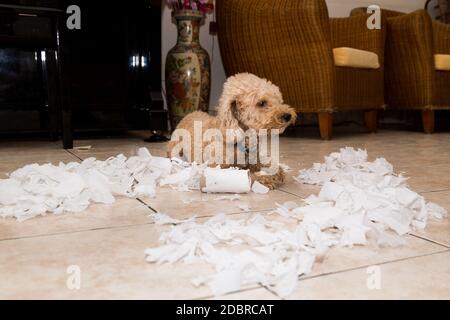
(281, 113, 292, 122)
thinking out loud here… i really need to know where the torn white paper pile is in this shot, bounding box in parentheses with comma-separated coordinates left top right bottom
(0, 148, 161, 220)
(294, 147, 447, 242)
(159, 158, 207, 192)
(145, 147, 447, 298)
(145, 213, 317, 297)
(0, 148, 203, 221)
(0, 147, 272, 221)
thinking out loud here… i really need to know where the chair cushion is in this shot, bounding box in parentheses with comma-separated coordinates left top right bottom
(435, 54, 450, 71)
(333, 47, 380, 69)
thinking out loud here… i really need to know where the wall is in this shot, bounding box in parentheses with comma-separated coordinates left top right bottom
(326, 0, 426, 16)
(161, 0, 428, 112)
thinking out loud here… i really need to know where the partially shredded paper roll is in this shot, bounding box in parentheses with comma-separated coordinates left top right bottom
(201, 167, 251, 193)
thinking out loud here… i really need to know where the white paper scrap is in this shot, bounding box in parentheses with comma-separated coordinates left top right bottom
(150, 212, 195, 225)
(214, 194, 241, 202)
(251, 181, 270, 194)
(144, 147, 447, 299)
(238, 203, 252, 211)
(0, 148, 202, 221)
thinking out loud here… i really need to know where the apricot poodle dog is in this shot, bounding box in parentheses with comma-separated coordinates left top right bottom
(167, 73, 297, 189)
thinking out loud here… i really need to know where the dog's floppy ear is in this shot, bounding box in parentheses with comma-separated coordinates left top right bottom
(217, 96, 241, 132)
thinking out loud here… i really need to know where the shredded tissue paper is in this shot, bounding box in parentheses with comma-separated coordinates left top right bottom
(144, 147, 447, 297)
(0, 146, 447, 297)
(0, 148, 200, 221)
(0, 147, 270, 221)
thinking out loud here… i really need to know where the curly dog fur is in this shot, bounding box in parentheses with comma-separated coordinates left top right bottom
(167, 73, 297, 189)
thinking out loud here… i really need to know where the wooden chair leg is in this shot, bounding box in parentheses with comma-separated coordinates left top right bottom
(365, 110, 378, 133)
(422, 110, 435, 134)
(318, 112, 333, 140)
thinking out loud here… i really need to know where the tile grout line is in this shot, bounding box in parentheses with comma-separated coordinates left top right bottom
(259, 249, 450, 300)
(409, 233, 450, 249)
(0, 208, 273, 242)
(136, 198, 158, 213)
(194, 285, 271, 300)
(198, 248, 450, 300)
(420, 189, 450, 195)
(277, 187, 308, 199)
(259, 248, 450, 299)
(295, 248, 450, 284)
(277, 181, 450, 200)
(0, 222, 157, 242)
(64, 149, 83, 162)
(400, 163, 450, 170)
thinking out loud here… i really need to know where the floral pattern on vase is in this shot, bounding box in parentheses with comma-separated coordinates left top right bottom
(166, 10, 211, 129)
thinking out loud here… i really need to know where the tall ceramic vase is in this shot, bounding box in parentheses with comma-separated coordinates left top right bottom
(166, 10, 211, 130)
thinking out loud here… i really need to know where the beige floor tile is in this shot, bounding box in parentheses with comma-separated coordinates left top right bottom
(0, 198, 153, 241)
(278, 180, 449, 278)
(412, 218, 450, 248)
(0, 140, 60, 153)
(402, 164, 450, 193)
(288, 251, 450, 300)
(280, 140, 450, 172)
(309, 235, 447, 278)
(0, 223, 217, 299)
(277, 144, 450, 197)
(214, 213, 446, 281)
(280, 153, 450, 195)
(207, 287, 279, 300)
(278, 139, 335, 155)
(76, 149, 168, 162)
(278, 179, 320, 199)
(284, 125, 368, 142)
(0, 209, 447, 299)
(340, 131, 447, 148)
(278, 152, 323, 173)
(411, 191, 450, 247)
(0, 153, 79, 174)
(345, 146, 450, 170)
(1, 130, 449, 300)
(70, 138, 168, 160)
(149, 209, 447, 293)
(141, 187, 301, 219)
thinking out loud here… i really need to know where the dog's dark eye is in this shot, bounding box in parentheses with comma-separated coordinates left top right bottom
(257, 100, 268, 108)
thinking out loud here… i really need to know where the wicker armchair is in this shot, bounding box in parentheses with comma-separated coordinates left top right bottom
(216, 0, 386, 139)
(352, 8, 450, 133)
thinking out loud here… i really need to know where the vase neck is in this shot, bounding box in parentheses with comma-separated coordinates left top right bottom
(176, 18, 200, 46)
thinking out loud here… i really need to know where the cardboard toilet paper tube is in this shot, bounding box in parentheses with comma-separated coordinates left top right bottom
(200, 168, 251, 193)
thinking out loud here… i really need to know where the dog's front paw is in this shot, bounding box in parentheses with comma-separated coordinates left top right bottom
(272, 167, 285, 185)
(251, 167, 285, 190)
(254, 175, 276, 190)
(251, 173, 277, 190)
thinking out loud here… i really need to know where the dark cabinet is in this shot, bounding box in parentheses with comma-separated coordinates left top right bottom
(0, 0, 166, 148)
